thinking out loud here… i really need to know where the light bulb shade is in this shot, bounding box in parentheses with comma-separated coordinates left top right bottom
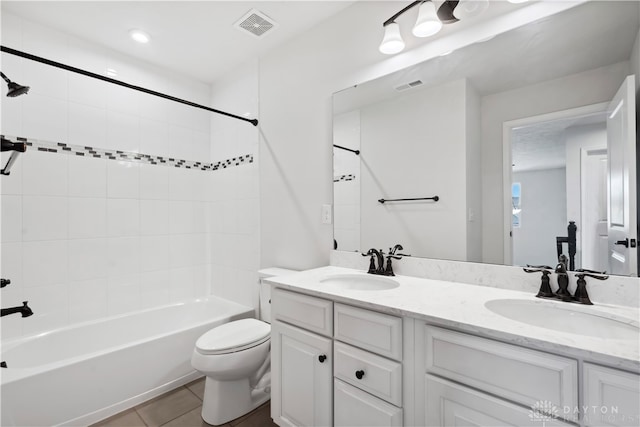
(413, 1, 443, 38)
(453, 0, 489, 19)
(379, 22, 405, 54)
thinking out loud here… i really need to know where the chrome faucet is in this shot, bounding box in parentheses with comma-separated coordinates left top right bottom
(1, 301, 33, 318)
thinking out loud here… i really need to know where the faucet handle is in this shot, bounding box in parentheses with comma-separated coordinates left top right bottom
(575, 269, 609, 279)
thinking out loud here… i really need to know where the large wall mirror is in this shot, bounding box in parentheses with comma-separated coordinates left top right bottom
(332, 1, 639, 276)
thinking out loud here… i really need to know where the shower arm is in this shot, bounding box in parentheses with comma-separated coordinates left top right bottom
(0, 45, 258, 127)
(0, 71, 11, 84)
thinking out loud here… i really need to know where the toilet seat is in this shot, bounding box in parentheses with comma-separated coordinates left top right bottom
(196, 318, 270, 355)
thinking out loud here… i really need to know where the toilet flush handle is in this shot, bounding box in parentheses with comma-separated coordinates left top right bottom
(318, 354, 327, 363)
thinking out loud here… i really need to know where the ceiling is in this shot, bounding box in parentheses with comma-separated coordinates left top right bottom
(334, 1, 640, 113)
(1, 1, 355, 83)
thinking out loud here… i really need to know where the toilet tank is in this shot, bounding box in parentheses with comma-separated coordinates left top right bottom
(257, 268, 298, 323)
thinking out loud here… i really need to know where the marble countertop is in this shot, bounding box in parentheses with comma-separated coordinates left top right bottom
(265, 266, 640, 372)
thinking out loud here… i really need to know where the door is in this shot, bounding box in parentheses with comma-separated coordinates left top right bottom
(581, 148, 608, 271)
(271, 320, 333, 427)
(607, 75, 638, 276)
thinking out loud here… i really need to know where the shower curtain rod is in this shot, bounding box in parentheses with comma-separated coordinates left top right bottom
(0, 45, 258, 127)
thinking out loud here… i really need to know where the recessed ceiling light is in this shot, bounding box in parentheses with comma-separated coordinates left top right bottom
(106, 68, 118, 77)
(129, 29, 150, 44)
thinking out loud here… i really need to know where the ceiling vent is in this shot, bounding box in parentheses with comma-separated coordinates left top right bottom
(395, 80, 424, 91)
(234, 9, 278, 38)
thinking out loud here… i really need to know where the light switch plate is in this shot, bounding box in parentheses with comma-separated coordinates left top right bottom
(322, 204, 333, 224)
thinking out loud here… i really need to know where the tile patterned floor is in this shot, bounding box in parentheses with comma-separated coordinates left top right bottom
(91, 378, 277, 427)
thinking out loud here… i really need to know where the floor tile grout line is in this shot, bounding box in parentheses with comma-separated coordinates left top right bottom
(153, 386, 202, 427)
(185, 383, 204, 401)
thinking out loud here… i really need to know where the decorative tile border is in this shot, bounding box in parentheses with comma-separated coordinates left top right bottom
(334, 174, 356, 183)
(3, 135, 253, 171)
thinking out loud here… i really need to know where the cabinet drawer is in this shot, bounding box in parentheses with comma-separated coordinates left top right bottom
(583, 363, 640, 427)
(272, 288, 333, 337)
(334, 341, 402, 406)
(334, 303, 402, 360)
(425, 374, 573, 427)
(334, 379, 402, 427)
(426, 326, 578, 420)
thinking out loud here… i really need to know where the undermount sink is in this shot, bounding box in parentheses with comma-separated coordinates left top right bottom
(485, 299, 639, 340)
(320, 273, 400, 291)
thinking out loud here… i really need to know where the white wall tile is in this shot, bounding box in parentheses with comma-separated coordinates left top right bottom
(168, 266, 195, 301)
(167, 125, 193, 161)
(1, 194, 22, 242)
(22, 150, 68, 196)
(22, 283, 69, 336)
(139, 235, 169, 272)
(107, 198, 139, 237)
(107, 237, 139, 277)
(22, 195, 68, 241)
(169, 234, 197, 268)
(139, 163, 169, 200)
(68, 238, 108, 281)
(68, 155, 107, 198)
(1, 91, 23, 136)
(139, 118, 170, 159)
(68, 197, 107, 239)
(22, 60, 68, 100)
(22, 240, 68, 287)
(68, 278, 107, 323)
(68, 102, 107, 148)
(222, 200, 238, 233)
(22, 19, 69, 63)
(106, 111, 139, 153)
(193, 264, 211, 297)
(107, 160, 139, 199)
(22, 94, 68, 142)
(1, 242, 23, 292)
(106, 83, 140, 116)
(107, 274, 140, 315)
(168, 167, 194, 201)
(0, 151, 23, 195)
(169, 201, 195, 235)
(139, 270, 170, 308)
(140, 199, 169, 236)
(68, 73, 108, 109)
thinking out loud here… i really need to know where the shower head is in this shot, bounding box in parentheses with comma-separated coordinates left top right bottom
(0, 71, 29, 97)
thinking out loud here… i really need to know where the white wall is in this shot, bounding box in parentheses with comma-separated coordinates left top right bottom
(512, 168, 567, 267)
(333, 110, 360, 252)
(259, 1, 409, 271)
(465, 80, 482, 262)
(481, 61, 630, 264)
(359, 79, 469, 260)
(208, 60, 261, 311)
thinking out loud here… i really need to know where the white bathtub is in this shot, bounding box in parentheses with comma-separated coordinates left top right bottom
(0, 296, 254, 427)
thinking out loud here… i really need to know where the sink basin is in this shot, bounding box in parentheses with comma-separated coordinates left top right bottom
(485, 299, 639, 340)
(320, 274, 400, 291)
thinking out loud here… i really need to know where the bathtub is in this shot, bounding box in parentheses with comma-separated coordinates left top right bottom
(0, 296, 254, 427)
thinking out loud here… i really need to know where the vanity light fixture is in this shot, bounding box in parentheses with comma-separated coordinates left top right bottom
(129, 29, 150, 44)
(379, 0, 488, 55)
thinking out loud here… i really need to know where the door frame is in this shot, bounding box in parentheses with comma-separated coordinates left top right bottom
(502, 102, 609, 265)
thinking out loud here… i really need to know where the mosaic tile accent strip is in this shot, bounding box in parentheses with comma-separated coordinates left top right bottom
(3, 135, 253, 171)
(334, 174, 356, 183)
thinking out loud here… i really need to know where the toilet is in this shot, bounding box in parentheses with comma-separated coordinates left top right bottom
(191, 268, 297, 426)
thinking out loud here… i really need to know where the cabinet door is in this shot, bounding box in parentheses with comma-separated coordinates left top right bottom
(334, 379, 403, 427)
(271, 320, 333, 427)
(584, 363, 640, 427)
(425, 374, 573, 427)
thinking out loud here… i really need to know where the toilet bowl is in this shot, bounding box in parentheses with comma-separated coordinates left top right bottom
(191, 268, 297, 426)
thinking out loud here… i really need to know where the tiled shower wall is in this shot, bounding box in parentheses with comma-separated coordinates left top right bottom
(0, 13, 259, 339)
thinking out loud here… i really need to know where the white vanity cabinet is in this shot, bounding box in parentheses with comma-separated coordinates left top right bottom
(333, 303, 404, 427)
(270, 289, 405, 427)
(271, 289, 334, 427)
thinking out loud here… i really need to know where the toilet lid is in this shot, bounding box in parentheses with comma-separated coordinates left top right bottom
(196, 318, 270, 355)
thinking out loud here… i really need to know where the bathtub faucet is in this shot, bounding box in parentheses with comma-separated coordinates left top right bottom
(1, 301, 33, 318)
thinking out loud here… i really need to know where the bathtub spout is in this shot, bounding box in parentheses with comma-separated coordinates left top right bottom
(1, 301, 33, 317)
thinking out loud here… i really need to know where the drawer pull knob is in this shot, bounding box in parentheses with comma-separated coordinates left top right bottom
(318, 354, 327, 363)
(355, 370, 365, 380)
